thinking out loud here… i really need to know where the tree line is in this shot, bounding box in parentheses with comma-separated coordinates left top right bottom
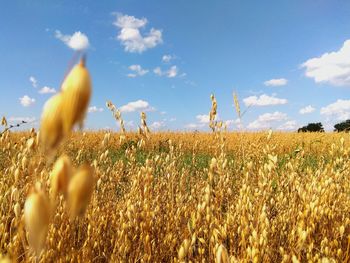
(297, 120, 350, 132)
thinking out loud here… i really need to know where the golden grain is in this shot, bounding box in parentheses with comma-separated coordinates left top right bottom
(24, 190, 50, 254)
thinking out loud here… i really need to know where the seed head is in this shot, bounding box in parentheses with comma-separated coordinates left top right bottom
(61, 58, 92, 134)
(50, 154, 72, 201)
(40, 93, 64, 153)
(24, 189, 50, 254)
(67, 164, 94, 219)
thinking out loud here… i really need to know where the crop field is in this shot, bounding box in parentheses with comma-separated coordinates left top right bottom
(0, 54, 349, 263)
(0, 129, 349, 262)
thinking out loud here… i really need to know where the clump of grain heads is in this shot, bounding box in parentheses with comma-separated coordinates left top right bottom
(67, 164, 94, 219)
(61, 57, 91, 134)
(39, 93, 64, 153)
(50, 154, 72, 201)
(24, 189, 50, 254)
(40, 56, 91, 153)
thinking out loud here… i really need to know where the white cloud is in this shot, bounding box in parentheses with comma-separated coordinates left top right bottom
(162, 54, 173, 63)
(9, 116, 36, 123)
(154, 67, 162, 76)
(247, 112, 287, 129)
(113, 13, 162, 53)
(127, 64, 149, 78)
(299, 105, 315, 114)
(225, 119, 242, 129)
(19, 95, 35, 107)
(55, 30, 89, 51)
(150, 121, 165, 130)
(185, 123, 205, 129)
(167, 66, 178, 78)
(243, 94, 287, 106)
(39, 86, 56, 94)
(264, 78, 288, 87)
(196, 114, 210, 124)
(88, 106, 104, 113)
(278, 120, 297, 130)
(153, 65, 178, 78)
(29, 76, 37, 88)
(302, 39, 350, 86)
(119, 100, 155, 113)
(125, 121, 134, 128)
(320, 99, 350, 120)
(169, 117, 176, 122)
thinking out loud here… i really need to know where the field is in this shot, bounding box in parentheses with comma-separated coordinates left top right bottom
(0, 130, 349, 262)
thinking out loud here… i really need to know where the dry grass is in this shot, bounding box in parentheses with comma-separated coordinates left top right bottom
(0, 130, 349, 262)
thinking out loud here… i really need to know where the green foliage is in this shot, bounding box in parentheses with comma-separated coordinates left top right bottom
(334, 119, 350, 132)
(298, 122, 324, 133)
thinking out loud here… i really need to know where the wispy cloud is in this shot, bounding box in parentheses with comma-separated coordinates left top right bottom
(299, 105, 315, 114)
(153, 65, 178, 78)
(196, 114, 210, 124)
(19, 95, 35, 107)
(55, 30, 90, 51)
(277, 120, 297, 130)
(150, 121, 165, 130)
(9, 116, 36, 123)
(264, 78, 288, 87)
(113, 13, 162, 53)
(39, 86, 56, 94)
(243, 94, 287, 106)
(162, 54, 173, 63)
(88, 106, 104, 113)
(29, 76, 37, 88)
(127, 64, 149, 78)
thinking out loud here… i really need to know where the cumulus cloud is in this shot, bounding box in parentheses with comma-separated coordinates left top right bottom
(113, 13, 162, 53)
(302, 39, 350, 86)
(153, 65, 178, 78)
(55, 30, 89, 51)
(39, 86, 56, 94)
(19, 95, 35, 107)
(127, 64, 149, 78)
(162, 54, 173, 63)
(243, 94, 287, 106)
(88, 106, 104, 113)
(320, 99, 350, 120)
(247, 112, 287, 129)
(277, 120, 298, 130)
(119, 100, 155, 113)
(29, 76, 37, 88)
(299, 105, 315, 114)
(264, 78, 288, 87)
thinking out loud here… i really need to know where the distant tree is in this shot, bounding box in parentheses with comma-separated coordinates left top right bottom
(297, 122, 324, 132)
(334, 119, 350, 132)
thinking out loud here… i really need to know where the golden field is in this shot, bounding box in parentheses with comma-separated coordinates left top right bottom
(0, 130, 349, 262)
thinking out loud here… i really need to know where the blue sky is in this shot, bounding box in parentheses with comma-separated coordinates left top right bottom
(0, 0, 349, 131)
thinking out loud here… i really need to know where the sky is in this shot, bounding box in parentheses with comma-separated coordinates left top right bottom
(0, 0, 349, 132)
